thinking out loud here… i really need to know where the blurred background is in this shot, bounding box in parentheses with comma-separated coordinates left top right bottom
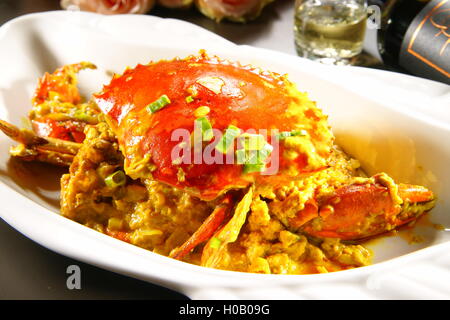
(0, 0, 384, 64)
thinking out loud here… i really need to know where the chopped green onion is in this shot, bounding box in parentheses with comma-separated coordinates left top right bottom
(236, 142, 273, 174)
(236, 143, 273, 164)
(243, 163, 267, 174)
(235, 149, 248, 165)
(215, 125, 241, 154)
(239, 133, 266, 150)
(278, 131, 292, 140)
(278, 129, 307, 140)
(185, 95, 194, 103)
(73, 110, 96, 123)
(210, 237, 222, 249)
(258, 143, 273, 161)
(236, 149, 267, 165)
(104, 170, 126, 187)
(194, 117, 214, 142)
(292, 129, 308, 136)
(194, 106, 210, 118)
(146, 95, 171, 113)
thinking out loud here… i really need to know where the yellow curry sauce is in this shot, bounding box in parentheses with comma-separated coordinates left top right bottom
(60, 119, 372, 274)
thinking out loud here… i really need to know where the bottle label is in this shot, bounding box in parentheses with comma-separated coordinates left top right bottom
(399, 0, 450, 84)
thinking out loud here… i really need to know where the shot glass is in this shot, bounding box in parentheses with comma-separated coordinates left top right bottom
(294, 0, 368, 65)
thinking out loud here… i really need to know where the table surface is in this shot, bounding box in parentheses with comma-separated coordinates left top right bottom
(0, 0, 382, 300)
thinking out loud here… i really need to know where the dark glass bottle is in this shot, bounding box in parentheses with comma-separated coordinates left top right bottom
(377, 0, 429, 67)
(376, 0, 450, 84)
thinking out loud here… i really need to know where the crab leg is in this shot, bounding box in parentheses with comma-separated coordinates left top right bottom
(169, 194, 234, 260)
(0, 119, 81, 166)
(290, 178, 435, 241)
(11, 147, 76, 167)
(201, 188, 253, 268)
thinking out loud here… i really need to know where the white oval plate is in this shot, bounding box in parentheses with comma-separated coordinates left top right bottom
(0, 11, 449, 299)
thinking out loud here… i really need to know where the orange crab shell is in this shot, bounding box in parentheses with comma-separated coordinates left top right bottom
(291, 182, 435, 240)
(94, 52, 334, 200)
(32, 62, 96, 107)
(30, 62, 97, 143)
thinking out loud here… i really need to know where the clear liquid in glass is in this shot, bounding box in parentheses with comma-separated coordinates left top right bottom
(294, 0, 367, 65)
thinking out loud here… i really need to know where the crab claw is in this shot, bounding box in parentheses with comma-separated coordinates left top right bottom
(32, 62, 96, 106)
(30, 62, 98, 143)
(290, 175, 436, 241)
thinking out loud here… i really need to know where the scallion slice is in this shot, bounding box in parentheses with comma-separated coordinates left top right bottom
(146, 95, 171, 113)
(209, 237, 222, 249)
(215, 125, 241, 154)
(73, 110, 96, 123)
(243, 163, 267, 174)
(104, 170, 126, 187)
(194, 117, 214, 142)
(239, 133, 266, 150)
(257, 143, 273, 160)
(235, 149, 249, 165)
(236, 148, 268, 165)
(278, 131, 292, 140)
(278, 129, 307, 140)
(236, 142, 273, 173)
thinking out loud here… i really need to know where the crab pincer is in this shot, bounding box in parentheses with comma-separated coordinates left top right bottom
(30, 62, 99, 143)
(0, 63, 99, 165)
(32, 62, 96, 106)
(290, 174, 436, 241)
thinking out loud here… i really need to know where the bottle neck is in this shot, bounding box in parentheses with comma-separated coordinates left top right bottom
(364, 0, 392, 60)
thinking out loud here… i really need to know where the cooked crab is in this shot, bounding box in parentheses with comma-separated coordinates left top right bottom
(0, 52, 436, 274)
